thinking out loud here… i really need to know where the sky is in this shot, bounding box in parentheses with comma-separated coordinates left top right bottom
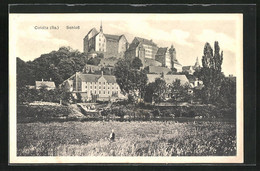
(9, 14, 242, 76)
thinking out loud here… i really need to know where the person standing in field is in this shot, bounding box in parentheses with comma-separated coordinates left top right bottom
(110, 129, 115, 142)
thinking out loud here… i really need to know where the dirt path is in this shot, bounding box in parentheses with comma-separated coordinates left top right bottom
(69, 104, 86, 118)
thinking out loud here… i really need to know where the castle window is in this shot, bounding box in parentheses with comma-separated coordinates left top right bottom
(108, 91, 109, 94)
(99, 86, 101, 89)
(86, 86, 87, 88)
(104, 91, 105, 94)
(99, 91, 101, 94)
(95, 91, 96, 94)
(95, 86, 96, 89)
(90, 86, 92, 89)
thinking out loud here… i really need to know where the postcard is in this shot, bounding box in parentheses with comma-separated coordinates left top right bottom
(9, 12, 243, 164)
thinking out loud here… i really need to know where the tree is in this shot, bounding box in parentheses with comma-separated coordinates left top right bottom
(131, 57, 143, 70)
(152, 78, 167, 104)
(217, 77, 236, 107)
(114, 59, 148, 103)
(170, 79, 190, 105)
(18, 46, 88, 87)
(199, 41, 224, 104)
(87, 57, 101, 65)
(17, 57, 33, 88)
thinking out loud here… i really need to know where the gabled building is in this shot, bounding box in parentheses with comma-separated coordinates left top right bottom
(83, 22, 128, 59)
(125, 37, 158, 65)
(60, 72, 126, 102)
(155, 45, 182, 72)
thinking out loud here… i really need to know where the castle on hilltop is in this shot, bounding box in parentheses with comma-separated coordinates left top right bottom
(83, 22, 129, 59)
(83, 23, 187, 73)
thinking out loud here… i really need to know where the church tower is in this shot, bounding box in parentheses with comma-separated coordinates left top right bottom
(194, 57, 201, 69)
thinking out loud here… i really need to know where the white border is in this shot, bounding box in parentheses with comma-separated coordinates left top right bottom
(9, 13, 243, 164)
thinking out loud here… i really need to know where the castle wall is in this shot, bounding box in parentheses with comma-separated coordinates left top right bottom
(105, 39, 119, 58)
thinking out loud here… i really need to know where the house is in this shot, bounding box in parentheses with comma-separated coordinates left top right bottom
(83, 22, 128, 59)
(145, 66, 171, 75)
(125, 37, 158, 65)
(186, 75, 203, 88)
(147, 74, 189, 86)
(146, 74, 190, 101)
(59, 72, 126, 102)
(155, 45, 182, 72)
(35, 79, 56, 90)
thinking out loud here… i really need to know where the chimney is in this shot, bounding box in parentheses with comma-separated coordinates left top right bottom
(42, 79, 43, 82)
(50, 78, 52, 81)
(101, 71, 103, 76)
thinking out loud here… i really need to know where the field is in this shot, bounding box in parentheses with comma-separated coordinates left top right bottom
(17, 120, 236, 156)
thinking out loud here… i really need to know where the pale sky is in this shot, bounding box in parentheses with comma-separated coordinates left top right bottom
(9, 14, 243, 76)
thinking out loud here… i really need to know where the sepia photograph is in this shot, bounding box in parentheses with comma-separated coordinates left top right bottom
(9, 12, 243, 163)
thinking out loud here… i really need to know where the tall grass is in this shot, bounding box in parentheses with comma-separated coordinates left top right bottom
(17, 121, 236, 156)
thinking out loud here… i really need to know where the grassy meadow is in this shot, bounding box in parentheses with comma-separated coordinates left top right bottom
(17, 120, 236, 156)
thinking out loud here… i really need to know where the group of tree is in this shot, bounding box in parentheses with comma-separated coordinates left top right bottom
(17, 46, 89, 88)
(115, 57, 191, 104)
(144, 78, 191, 105)
(194, 41, 236, 106)
(114, 57, 147, 103)
(17, 87, 75, 105)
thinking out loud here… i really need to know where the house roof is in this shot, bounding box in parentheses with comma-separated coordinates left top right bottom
(135, 37, 157, 47)
(147, 66, 171, 74)
(76, 73, 117, 83)
(35, 81, 56, 88)
(143, 58, 162, 67)
(147, 74, 189, 85)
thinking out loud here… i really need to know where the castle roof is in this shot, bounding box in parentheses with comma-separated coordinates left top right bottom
(127, 42, 141, 51)
(104, 34, 121, 41)
(135, 37, 157, 47)
(84, 27, 98, 39)
(156, 47, 168, 55)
